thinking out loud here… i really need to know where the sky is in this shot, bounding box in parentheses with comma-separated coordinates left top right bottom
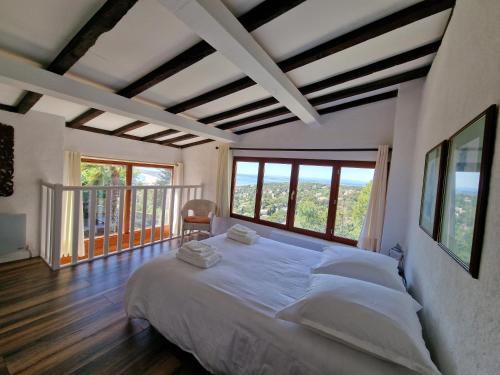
(236, 162, 374, 183)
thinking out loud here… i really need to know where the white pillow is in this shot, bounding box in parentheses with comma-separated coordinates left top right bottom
(313, 245, 406, 293)
(276, 275, 440, 375)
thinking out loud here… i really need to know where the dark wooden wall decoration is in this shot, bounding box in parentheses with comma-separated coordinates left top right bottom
(0, 123, 14, 196)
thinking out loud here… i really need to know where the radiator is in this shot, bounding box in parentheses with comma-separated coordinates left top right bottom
(0, 213, 26, 255)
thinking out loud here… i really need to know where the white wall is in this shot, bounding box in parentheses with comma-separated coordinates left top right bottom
(404, 1, 500, 374)
(0, 110, 65, 255)
(64, 127, 182, 165)
(182, 141, 218, 200)
(234, 98, 396, 161)
(382, 80, 424, 249)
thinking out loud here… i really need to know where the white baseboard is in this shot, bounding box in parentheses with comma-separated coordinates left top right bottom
(0, 249, 31, 264)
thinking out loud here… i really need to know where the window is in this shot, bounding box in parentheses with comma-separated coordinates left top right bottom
(230, 157, 376, 245)
(81, 158, 173, 237)
(232, 161, 259, 217)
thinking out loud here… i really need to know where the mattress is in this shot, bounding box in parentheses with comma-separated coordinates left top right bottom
(125, 234, 419, 375)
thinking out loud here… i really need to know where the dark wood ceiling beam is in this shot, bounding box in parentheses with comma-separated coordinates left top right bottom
(316, 90, 398, 115)
(65, 124, 180, 148)
(309, 65, 430, 107)
(180, 139, 215, 148)
(141, 129, 179, 141)
(15, 0, 138, 114)
(111, 120, 148, 135)
(199, 41, 440, 124)
(0, 103, 16, 113)
(166, 0, 453, 114)
(199, 96, 278, 124)
(67, 0, 305, 128)
(235, 90, 398, 135)
(160, 134, 198, 145)
(216, 107, 291, 130)
(219, 65, 430, 130)
(67, 109, 105, 128)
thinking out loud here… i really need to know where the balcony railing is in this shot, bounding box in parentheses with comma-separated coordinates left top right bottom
(40, 182, 203, 269)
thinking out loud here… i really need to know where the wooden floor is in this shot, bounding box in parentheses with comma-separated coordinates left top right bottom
(0, 235, 210, 375)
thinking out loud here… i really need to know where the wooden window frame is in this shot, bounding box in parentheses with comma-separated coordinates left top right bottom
(230, 156, 375, 246)
(81, 157, 174, 233)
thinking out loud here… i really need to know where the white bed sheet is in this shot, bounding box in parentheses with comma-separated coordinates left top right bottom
(125, 235, 420, 375)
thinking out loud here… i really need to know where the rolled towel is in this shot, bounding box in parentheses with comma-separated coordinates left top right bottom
(176, 250, 221, 268)
(228, 224, 256, 236)
(227, 230, 259, 245)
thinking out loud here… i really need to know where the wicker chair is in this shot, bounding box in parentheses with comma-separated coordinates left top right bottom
(180, 199, 216, 243)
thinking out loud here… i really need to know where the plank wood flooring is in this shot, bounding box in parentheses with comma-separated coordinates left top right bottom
(0, 235, 210, 375)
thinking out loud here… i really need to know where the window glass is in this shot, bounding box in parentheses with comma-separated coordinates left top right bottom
(81, 162, 126, 237)
(233, 161, 259, 217)
(334, 167, 375, 240)
(132, 166, 172, 186)
(293, 165, 333, 233)
(260, 163, 292, 224)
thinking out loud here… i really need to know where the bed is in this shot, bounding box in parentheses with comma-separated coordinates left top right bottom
(125, 234, 421, 375)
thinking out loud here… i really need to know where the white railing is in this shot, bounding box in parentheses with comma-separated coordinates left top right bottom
(40, 182, 203, 270)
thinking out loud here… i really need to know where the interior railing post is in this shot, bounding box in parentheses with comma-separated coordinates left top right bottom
(71, 189, 81, 265)
(140, 188, 148, 246)
(160, 187, 167, 241)
(151, 188, 158, 243)
(88, 189, 97, 260)
(169, 187, 176, 239)
(103, 188, 111, 256)
(117, 188, 125, 252)
(51, 184, 63, 270)
(129, 188, 137, 249)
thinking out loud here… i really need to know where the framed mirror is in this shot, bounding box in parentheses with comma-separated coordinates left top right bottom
(439, 105, 497, 278)
(419, 141, 448, 239)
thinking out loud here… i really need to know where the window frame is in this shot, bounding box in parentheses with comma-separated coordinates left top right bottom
(230, 156, 375, 246)
(81, 157, 174, 234)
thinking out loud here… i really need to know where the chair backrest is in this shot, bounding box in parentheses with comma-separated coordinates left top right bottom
(181, 199, 216, 218)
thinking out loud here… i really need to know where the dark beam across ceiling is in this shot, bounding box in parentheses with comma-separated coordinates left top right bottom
(0, 104, 16, 113)
(160, 134, 198, 145)
(66, 0, 306, 129)
(141, 129, 179, 141)
(167, 0, 453, 114)
(214, 65, 430, 130)
(234, 90, 398, 135)
(199, 41, 440, 124)
(180, 90, 399, 146)
(67, 124, 181, 148)
(15, 0, 138, 114)
(111, 120, 148, 135)
(180, 139, 215, 148)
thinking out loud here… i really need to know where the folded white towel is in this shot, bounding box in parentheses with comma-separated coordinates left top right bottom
(176, 250, 221, 268)
(227, 230, 259, 245)
(178, 246, 216, 258)
(183, 240, 212, 253)
(228, 224, 256, 236)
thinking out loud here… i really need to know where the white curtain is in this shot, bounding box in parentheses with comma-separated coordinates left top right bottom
(61, 151, 85, 257)
(358, 145, 389, 252)
(215, 144, 232, 217)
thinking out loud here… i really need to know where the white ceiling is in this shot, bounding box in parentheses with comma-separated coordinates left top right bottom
(0, 0, 452, 146)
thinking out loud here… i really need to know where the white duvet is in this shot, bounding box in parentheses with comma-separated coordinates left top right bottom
(125, 235, 420, 375)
